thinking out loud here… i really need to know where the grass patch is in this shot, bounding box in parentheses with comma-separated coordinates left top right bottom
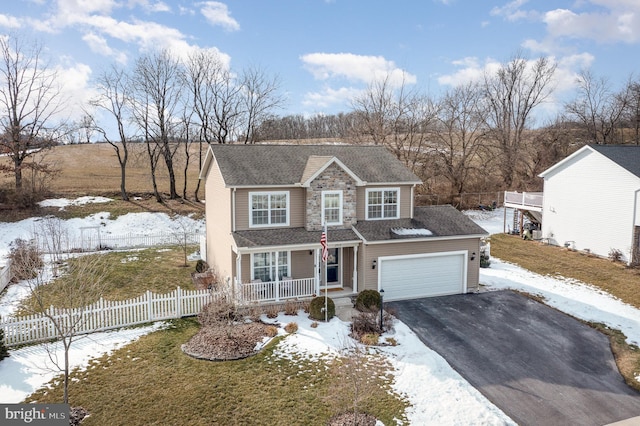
(491, 233, 640, 391)
(490, 233, 640, 309)
(26, 318, 408, 425)
(17, 246, 198, 314)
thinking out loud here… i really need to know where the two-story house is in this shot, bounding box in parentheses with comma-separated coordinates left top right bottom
(200, 144, 488, 303)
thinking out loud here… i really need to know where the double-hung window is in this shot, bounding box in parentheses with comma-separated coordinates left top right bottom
(366, 188, 399, 219)
(250, 191, 289, 227)
(252, 251, 289, 282)
(322, 190, 343, 226)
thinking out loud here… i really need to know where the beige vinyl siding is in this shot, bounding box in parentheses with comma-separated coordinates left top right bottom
(342, 247, 353, 287)
(205, 158, 234, 281)
(358, 238, 481, 293)
(235, 187, 305, 231)
(356, 185, 413, 220)
(240, 250, 315, 283)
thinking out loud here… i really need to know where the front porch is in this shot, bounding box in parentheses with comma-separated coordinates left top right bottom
(236, 278, 355, 303)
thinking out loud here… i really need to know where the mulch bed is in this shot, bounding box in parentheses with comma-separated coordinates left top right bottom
(181, 322, 275, 361)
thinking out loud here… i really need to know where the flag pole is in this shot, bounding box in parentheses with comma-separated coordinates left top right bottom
(324, 223, 328, 323)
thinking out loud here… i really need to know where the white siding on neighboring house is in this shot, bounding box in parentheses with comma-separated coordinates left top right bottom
(541, 148, 640, 261)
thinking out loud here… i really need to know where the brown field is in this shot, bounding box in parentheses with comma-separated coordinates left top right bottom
(0, 142, 207, 198)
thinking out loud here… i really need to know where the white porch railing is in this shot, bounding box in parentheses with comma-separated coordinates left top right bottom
(239, 277, 316, 303)
(504, 191, 543, 210)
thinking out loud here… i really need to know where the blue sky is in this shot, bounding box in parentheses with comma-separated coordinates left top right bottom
(1, 0, 639, 124)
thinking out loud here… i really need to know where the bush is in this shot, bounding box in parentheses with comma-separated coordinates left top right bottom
(350, 310, 393, 343)
(480, 252, 491, 268)
(360, 333, 379, 346)
(609, 248, 624, 263)
(308, 296, 335, 321)
(195, 259, 208, 273)
(0, 318, 8, 361)
(355, 289, 381, 312)
(284, 322, 298, 334)
(197, 300, 240, 326)
(8, 238, 43, 282)
(265, 325, 279, 337)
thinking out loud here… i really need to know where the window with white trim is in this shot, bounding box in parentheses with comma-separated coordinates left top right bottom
(250, 191, 289, 227)
(322, 190, 343, 226)
(252, 251, 289, 282)
(366, 188, 399, 219)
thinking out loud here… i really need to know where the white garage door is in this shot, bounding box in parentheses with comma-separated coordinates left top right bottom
(379, 251, 466, 301)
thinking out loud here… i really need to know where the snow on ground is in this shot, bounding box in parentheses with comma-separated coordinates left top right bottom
(38, 196, 112, 209)
(0, 201, 639, 424)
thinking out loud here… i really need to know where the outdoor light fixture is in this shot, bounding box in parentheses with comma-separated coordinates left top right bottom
(309, 250, 313, 255)
(471, 252, 476, 261)
(372, 259, 377, 269)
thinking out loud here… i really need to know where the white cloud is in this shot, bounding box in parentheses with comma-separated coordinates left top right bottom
(543, 3, 640, 44)
(82, 33, 128, 64)
(198, 1, 240, 32)
(302, 86, 362, 110)
(300, 52, 416, 86)
(490, 0, 537, 21)
(55, 61, 95, 121)
(0, 14, 22, 29)
(127, 0, 171, 13)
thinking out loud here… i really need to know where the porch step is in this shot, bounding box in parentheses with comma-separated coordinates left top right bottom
(332, 296, 354, 307)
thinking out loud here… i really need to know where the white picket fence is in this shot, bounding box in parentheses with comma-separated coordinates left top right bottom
(39, 231, 204, 253)
(0, 287, 218, 347)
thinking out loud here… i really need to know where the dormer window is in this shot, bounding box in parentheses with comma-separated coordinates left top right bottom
(250, 191, 289, 227)
(366, 188, 399, 220)
(322, 190, 343, 226)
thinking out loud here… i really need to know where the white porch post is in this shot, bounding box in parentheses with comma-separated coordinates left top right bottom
(275, 251, 280, 301)
(235, 252, 242, 301)
(314, 248, 320, 295)
(353, 244, 358, 293)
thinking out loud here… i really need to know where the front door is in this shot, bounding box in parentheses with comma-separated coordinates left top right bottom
(326, 248, 340, 288)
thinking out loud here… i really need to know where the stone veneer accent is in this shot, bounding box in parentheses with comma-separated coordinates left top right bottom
(306, 162, 357, 231)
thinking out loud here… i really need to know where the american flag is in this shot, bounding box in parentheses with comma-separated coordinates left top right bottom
(320, 229, 328, 263)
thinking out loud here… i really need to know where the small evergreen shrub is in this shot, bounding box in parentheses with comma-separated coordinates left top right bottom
(480, 252, 491, 268)
(308, 296, 335, 321)
(0, 318, 8, 361)
(284, 322, 298, 334)
(355, 289, 381, 312)
(195, 259, 208, 273)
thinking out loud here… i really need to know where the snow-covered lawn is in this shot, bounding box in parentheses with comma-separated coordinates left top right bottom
(0, 200, 639, 424)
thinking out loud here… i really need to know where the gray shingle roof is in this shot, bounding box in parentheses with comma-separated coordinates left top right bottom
(590, 144, 640, 178)
(234, 228, 361, 248)
(354, 205, 488, 241)
(210, 144, 421, 186)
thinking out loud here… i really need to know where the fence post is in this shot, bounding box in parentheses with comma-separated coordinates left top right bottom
(176, 287, 182, 318)
(147, 290, 153, 321)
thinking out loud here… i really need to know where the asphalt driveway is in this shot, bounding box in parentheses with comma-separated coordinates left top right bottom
(387, 290, 640, 426)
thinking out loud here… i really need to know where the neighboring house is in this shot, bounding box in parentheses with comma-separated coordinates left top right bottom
(200, 144, 488, 303)
(539, 144, 640, 264)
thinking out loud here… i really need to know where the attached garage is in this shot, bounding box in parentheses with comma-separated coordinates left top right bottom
(378, 251, 467, 301)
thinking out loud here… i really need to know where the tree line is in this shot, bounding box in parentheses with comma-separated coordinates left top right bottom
(1, 33, 639, 206)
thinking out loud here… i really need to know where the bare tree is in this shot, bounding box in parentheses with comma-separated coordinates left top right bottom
(482, 53, 556, 188)
(564, 69, 629, 145)
(12, 218, 109, 404)
(432, 82, 489, 195)
(185, 50, 243, 145)
(351, 73, 437, 173)
(626, 78, 640, 145)
(239, 65, 285, 143)
(131, 50, 185, 200)
(0, 34, 66, 191)
(90, 65, 135, 201)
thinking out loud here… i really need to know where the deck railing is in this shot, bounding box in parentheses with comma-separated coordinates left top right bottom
(504, 191, 543, 209)
(239, 277, 316, 303)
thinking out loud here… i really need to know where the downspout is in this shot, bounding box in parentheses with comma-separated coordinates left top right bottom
(232, 188, 237, 232)
(631, 188, 640, 266)
(235, 251, 241, 300)
(410, 184, 415, 219)
(353, 244, 358, 293)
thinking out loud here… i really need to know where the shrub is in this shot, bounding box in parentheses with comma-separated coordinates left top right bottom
(265, 325, 279, 337)
(8, 238, 43, 282)
(350, 310, 393, 342)
(284, 299, 299, 315)
(284, 322, 298, 334)
(384, 337, 398, 346)
(195, 259, 208, 273)
(355, 289, 381, 312)
(265, 304, 280, 319)
(609, 248, 624, 263)
(197, 300, 239, 326)
(0, 318, 8, 361)
(310, 321, 318, 329)
(308, 296, 335, 321)
(360, 333, 379, 346)
(480, 252, 491, 268)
